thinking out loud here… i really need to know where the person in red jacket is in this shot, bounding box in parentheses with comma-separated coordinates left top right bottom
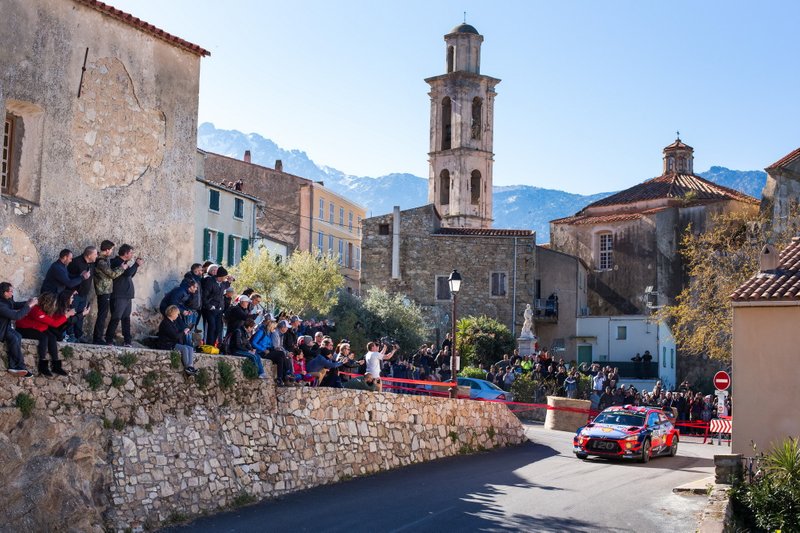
(15, 292, 75, 377)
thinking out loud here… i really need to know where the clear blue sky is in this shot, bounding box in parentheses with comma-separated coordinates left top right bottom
(112, 0, 799, 194)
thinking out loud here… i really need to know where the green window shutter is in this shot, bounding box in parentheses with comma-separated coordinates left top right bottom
(216, 231, 225, 264)
(209, 190, 220, 211)
(203, 229, 211, 260)
(227, 235, 235, 266)
(241, 238, 250, 260)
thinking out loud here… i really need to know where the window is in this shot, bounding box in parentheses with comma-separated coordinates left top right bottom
(202, 229, 225, 264)
(435, 275, 451, 301)
(233, 198, 244, 219)
(490, 272, 507, 297)
(329, 202, 334, 224)
(598, 232, 613, 270)
(2, 116, 12, 193)
(209, 189, 220, 212)
(357, 216, 362, 237)
(227, 235, 241, 266)
(471, 170, 481, 205)
(338, 239, 343, 265)
(616, 326, 627, 340)
(348, 211, 353, 233)
(319, 198, 324, 220)
(441, 97, 452, 150)
(446, 46, 454, 73)
(471, 97, 482, 139)
(355, 247, 361, 270)
(339, 207, 344, 226)
(328, 235, 334, 257)
(440, 169, 450, 205)
(378, 224, 390, 235)
(318, 232, 324, 253)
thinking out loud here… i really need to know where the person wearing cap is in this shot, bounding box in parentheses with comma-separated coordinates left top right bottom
(225, 294, 251, 334)
(201, 266, 228, 347)
(282, 315, 302, 355)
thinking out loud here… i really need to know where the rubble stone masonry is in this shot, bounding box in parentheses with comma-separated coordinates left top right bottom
(0, 341, 525, 531)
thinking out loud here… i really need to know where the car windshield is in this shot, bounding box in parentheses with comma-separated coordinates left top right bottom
(482, 381, 503, 391)
(592, 412, 645, 427)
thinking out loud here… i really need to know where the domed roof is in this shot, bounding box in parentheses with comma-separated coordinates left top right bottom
(449, 23, 479, 35)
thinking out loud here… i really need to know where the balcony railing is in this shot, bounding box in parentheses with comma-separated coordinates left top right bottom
(533, 299, 558, 322)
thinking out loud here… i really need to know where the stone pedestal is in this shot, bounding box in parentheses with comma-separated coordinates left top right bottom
(517, 336, 535, 356)
(714, 454, 743, 485)
(544, 396, 592, 432)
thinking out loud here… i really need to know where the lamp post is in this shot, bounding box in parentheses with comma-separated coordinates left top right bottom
(448, 269, 462, 399)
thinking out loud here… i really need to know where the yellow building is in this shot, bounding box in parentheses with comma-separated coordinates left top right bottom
(308, 183, 366, 294)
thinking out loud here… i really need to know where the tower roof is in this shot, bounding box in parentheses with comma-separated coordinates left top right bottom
(449, 23, 480, 35)
(663, 137, 693, 151)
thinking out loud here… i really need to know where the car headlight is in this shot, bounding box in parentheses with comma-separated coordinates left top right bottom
(624, 435, 639, 442)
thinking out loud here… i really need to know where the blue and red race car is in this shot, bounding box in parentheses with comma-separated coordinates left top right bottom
(573, 405, 679, 463)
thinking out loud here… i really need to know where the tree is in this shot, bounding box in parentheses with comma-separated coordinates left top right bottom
(456, 315, 516, 368)
(660, 209, 796, 361)
(229, 247, 284, 312)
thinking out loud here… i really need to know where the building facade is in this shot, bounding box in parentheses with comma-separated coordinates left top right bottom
(761, 147, 800, 234)
(308, 183, 366, 293)
(426, 23, 499, 229)
(730, 238, 800, 454)
(195, 152, 262, 266)
(1, 0, 207, 335)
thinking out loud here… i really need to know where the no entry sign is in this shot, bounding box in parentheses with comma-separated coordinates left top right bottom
(713, 371, 731, 391)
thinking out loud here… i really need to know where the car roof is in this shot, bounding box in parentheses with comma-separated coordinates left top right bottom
(604, 405, 654, 415)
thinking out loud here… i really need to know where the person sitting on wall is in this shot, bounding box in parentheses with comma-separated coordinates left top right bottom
(229, 318, 267, 380)
(0, 282, 37, 378)
(51, 289, 88, 342)
(291, 350, 315, 385)
(157, 305, 198, 376)
(15, 292, 74, 377)
(224, 295, 251, 336)
(307, 338, 343, 387)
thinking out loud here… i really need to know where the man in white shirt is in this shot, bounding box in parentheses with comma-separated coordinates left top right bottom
(364, 341, 397, 392)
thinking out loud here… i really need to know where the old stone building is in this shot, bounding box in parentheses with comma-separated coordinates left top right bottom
(201, 151, 313, 253)
(761, 146, 800, 234)
(550, 137, 760, 316)
(1, 0, 208, 334)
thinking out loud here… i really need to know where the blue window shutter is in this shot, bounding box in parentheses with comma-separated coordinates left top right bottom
(216, 232, 225, 264)
(210, 190, 220, 211)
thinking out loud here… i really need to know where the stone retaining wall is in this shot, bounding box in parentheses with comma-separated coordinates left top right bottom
(0, 340, 525, 531)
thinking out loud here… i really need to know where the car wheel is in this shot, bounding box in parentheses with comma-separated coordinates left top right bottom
(639, 439, 651, 463)
(669, 435, 679, 457)
(575, 452, 588, 460)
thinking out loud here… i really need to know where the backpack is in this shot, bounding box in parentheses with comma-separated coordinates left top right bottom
(198, 344, 219, 355)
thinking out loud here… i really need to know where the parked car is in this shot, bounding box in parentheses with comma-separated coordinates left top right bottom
(573, 405, 679, 463)
(456, 377, 513, 402)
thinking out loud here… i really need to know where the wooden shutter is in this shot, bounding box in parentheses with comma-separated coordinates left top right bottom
(203, 229, 211, 261)
(216, 231, 225, 264)
(227, 235, 235, 266)
(241, 238, 249, 260)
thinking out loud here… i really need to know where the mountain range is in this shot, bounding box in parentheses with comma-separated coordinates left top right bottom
(197, 123, 767, 241)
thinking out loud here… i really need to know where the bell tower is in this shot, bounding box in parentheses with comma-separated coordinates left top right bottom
(426, 23, 500, 229)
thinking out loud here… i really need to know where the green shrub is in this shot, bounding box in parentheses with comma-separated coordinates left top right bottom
(15, 392, 35, 418)
(118, 353, 137, 369)
(102, 417, 112, 429)
(241, 358, 259, 380)
(113, 417, 126, 431)
(196, 368, 210, 390)
(85, 369, 103, 391)
(217, 360, 236, 390)
(230, 491, 256, 508)
(110, 375, 125, 388)
(169, 350, 182, 370)
(142, 371, 158, 389)
(509, 374, 537, 403)
(459, 366, 487, 379)
(60, 345, 74, 360)
(456, 316, 516, 368)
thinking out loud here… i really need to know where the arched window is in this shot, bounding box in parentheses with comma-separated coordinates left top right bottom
(471, 97, 482, 140)
(667, 157, 674, 172)
(596, 231, 613, 270)
(440, 169, 450, 205)
(446, 46, 454, 73)
(441, 97, 452, 150)
(470, 170, 481, 205)
(678, 156, 686, 172)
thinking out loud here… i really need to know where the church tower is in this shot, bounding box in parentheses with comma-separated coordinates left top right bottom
(426, 23, 500, 229)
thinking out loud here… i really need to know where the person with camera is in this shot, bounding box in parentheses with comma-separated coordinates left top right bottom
(92, 240, 129, 345)
(201, 266, 228, 348)
(0, 282, 37, 378)
(104, 244, 143, 347)
(364, 341, 397, 393)
(15, 292, 75, 376)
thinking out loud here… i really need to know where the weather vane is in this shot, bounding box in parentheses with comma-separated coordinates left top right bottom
(676, 130, 680, 140)
(464, 11, 467, 23)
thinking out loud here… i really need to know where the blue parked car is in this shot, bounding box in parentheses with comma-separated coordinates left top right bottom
(456, 377, 513, 402)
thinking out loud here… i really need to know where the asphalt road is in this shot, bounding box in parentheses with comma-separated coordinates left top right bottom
(164, 424, 715, 533)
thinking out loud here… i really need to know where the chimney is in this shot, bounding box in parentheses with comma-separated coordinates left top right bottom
(275, 160, 283, 172)
(392, 206, 401, 280)
(759, 244, 779, 272)
(243, 150, 251, 163)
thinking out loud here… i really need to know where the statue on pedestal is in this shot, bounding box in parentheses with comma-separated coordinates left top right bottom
(520, 303, 534, 339)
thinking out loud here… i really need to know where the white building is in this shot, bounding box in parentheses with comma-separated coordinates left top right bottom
(574, 316, 677, 389)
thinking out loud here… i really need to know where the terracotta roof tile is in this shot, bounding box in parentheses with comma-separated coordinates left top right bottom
(765, 147, 800, 171)
(731, 237, 800, 302)
(551, 207, 668, 226)
(585, 173, 758, 209)
(664, 139, 693, 150)
(73, 0, 210, 57)
(434, 228, 534, 237)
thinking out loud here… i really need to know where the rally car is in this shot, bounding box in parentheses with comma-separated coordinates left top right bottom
(573, 405, 679, 463)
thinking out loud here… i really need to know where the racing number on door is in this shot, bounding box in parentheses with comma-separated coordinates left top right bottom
(647, 413, 661, 450)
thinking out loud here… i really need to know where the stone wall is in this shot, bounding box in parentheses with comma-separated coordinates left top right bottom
(0, 341, 525, 531)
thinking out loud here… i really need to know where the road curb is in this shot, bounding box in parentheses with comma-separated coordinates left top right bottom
(697, 485, 732, 533)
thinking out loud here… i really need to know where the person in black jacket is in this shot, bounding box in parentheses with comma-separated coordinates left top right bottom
(229, 318, 266, 379)
(41, 249, 90, 296)
(182, 264, 203, 335)
(104, 244, 143, 347)
(201, 266, 228, 347)
(66, 246, 97, 341)
(0, 282, 36, 377)
(224, 295, 251, 336)
(157, 305, 197, 375)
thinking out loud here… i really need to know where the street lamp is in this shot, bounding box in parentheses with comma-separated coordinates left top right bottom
(448, 269, 462, 398)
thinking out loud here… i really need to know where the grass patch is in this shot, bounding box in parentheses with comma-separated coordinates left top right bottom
(142, 371, 159, 389)
(169, 350, 182, 370)
(487, 426, 496, 440)
(166, 511, 189, 525)
(217, 360, 236, 390)
(113, 417, 126, 431)
(59, 345, 74, 360)
(102, 417, 112, 429)
(449, 431, 459, 443)
(196, 368, 210, 390)
(85, 369, 103, 391)
(15, 392, 35, 418)
(118, 353, 137, 369)
(241, 358, 259, 380)
(110, 375, 126, 388)
(230, 491, 256, 508)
